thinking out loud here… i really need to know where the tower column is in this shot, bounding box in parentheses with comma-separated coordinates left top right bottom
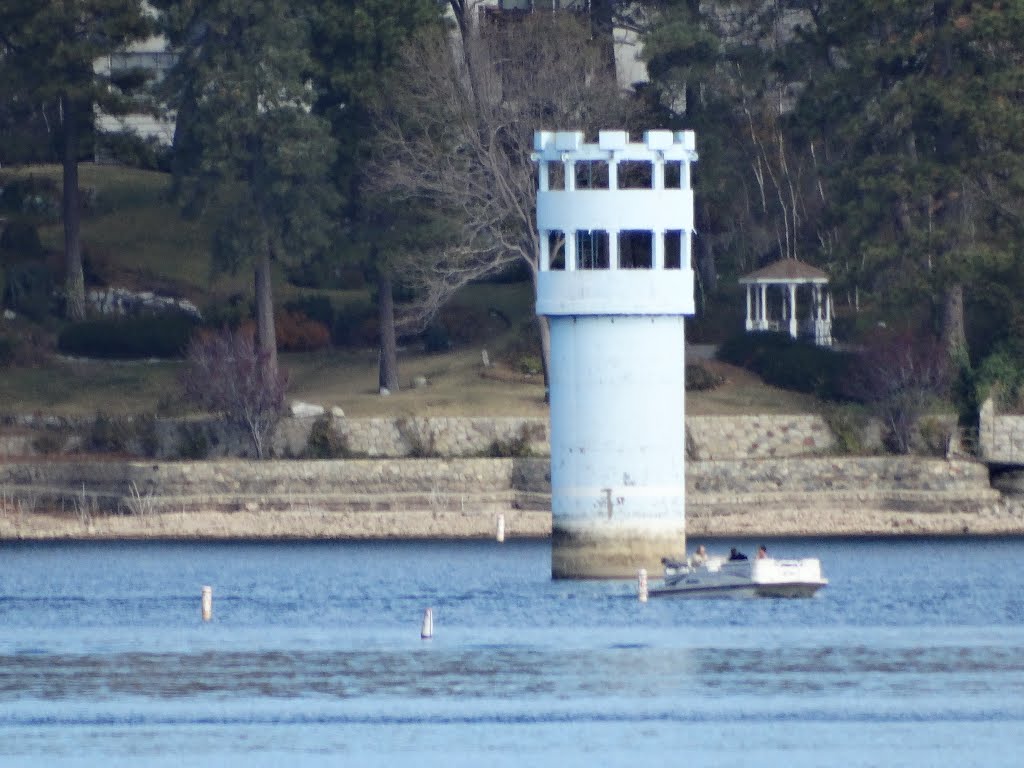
(533, 129, 698, 579)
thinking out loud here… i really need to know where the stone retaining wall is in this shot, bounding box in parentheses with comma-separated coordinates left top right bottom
(687, 415, 835, 460)
(0, 455, 996, 516)
(2, 413, 841, 461)
(979, 397, 1024, 465)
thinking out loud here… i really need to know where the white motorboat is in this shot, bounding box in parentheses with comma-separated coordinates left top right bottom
(650, 553, 828, 598)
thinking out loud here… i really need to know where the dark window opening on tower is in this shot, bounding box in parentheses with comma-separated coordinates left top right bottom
(548, 231, 566, 270)
(617, 161, 652, 189)
(664, 162, 682, 189)
(664, 230, 683, 269)
(575, 160, 609, 190)
(619, 231, 653, 269)
(546, 161, 565, 191)
(576, 230, 609, 269)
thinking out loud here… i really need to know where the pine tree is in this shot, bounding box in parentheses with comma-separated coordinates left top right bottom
(0, 1, 152, 320)
(790, 0, 1024, 356)
(310, 0, 444, 393)
(156, 0, 338, 381)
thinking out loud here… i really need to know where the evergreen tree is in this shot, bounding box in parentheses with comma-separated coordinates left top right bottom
(642, 0, 823, 306)
(155, 0, 338, 380)
(789, 0, 1024, 356)
(0, 1, 152, 319)
(309, 0, 444, 392)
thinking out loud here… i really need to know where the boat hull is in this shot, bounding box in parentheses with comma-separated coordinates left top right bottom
(649, 580, 826, 599)
(649, 556, 827, 599)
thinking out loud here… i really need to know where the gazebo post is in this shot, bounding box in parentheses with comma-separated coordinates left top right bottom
(745, 284, 752, 330)
(788, 283, 798, 339)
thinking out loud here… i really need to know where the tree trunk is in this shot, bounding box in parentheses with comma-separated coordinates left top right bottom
(377, 268, 400, 392)
(61, 93, 86, 321)
(537, 315, 552, 401)
(254, 240, 278, 381)
(696, 205, 718, 297)
(941, 282, 967, 359)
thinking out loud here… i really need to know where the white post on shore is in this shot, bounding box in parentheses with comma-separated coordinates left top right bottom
(637, 569, 648, 602)
(496, 513, 505, 543)
(421, 607, 434, 639)
(201, 585, 213, 621)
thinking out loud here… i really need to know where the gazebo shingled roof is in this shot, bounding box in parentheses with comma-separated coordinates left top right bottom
(739, 258, 828, 284)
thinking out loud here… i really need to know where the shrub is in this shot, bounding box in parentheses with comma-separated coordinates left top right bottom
(331, 302, 377, 348)
(716, 331, 852, 399)
(395, 416, 437, 458)
(4, 262, 55, 321)
(487, 423, 543, 457)
(202, 293, 251, 330)
(286, 258, 367, 290)
(423, 322, 451, 352)
(430, 304, 499, 347)
(918, 416, 952, 457)
(0, 219, 45, 260)
(133, 414, 159, 458)
(0, 175, 60, 218)
(842, 329, 949, 454)
(87, 411, 130, 453)
(973, 344, 1024, 412)
(0, 326, 53, 366)
(32, 431, 66, 456)
(176, 422, 211, 459)
(304, 415, 349, 459)
(275, 310, 330, 352)
(497, 321, 544, 374)
(284, 295, 335, 329)
(181, 327, 288, 459)
(820, 403, 870, 455)
(685, 362, 724, 392)
(94, 130, 172, 173)
(0, 336, 13, 367)
(58, 314, 200, 359)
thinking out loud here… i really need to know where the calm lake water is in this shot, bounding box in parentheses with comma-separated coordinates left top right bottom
(2, 536, 1024, 767)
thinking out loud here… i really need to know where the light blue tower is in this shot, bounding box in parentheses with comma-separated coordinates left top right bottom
(533, 129, 698, 579)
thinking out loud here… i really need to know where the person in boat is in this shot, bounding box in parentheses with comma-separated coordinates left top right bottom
(756, 545, 768, 559)
(728, 547, 748, 561)
(689, 544, 708, 567)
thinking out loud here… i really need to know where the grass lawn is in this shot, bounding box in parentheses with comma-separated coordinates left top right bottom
(0, 349, 817, 419)
(1, 164, 820, 420)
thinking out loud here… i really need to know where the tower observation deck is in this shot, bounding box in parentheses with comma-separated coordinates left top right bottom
(533, 129, 698, 579)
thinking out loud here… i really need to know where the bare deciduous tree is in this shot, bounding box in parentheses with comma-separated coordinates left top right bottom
(368, 13, 639, 376)
(843, 329, 949, 454)
(182, 327, 289, 459)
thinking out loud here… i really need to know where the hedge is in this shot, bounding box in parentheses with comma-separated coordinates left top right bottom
(58, 314, 200, 359)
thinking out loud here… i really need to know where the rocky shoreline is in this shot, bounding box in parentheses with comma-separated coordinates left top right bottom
(4, 499, 1023, 541)
(2, 455, 1022, 542)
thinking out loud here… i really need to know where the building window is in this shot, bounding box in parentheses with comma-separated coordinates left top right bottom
(546, 161, 565, 191)
(576, 230, 609, 269)
(619, 231, 652, 269)
(548, 231, 566, 270)
(617, 161, 652, 189)
(664, 231, 683, 269)
(664, 162, 682, 189)
(574, 160, 608, 190)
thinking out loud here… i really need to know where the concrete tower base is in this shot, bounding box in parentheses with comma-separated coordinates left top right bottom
(551, 524, 686, 580)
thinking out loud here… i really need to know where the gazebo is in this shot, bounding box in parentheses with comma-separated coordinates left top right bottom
(738, 258, 832, 346)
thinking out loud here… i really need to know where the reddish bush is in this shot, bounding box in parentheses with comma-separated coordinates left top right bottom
(275, 310, 330, 352)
